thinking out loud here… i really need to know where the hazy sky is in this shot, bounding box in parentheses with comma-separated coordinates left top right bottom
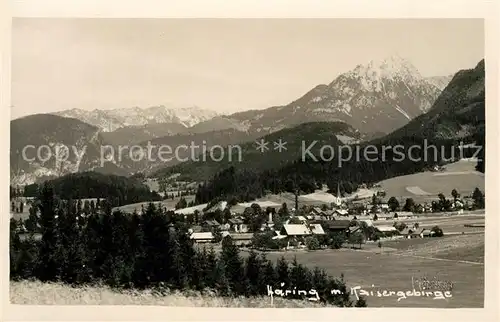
(11, 18, 484, 119)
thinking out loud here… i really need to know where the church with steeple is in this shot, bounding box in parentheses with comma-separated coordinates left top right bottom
(332, 183, 343, 208)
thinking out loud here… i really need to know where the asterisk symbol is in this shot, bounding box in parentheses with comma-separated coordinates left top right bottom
(274, 139, 287, 152)
(255, 139, 269, 153)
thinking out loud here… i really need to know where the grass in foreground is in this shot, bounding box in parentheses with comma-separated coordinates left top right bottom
(10, 280, 331, 307)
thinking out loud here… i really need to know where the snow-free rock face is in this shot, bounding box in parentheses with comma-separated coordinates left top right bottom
(10, 114, 124, 186)
(52, 105, 219, 132)
(229, 55, 443, 136)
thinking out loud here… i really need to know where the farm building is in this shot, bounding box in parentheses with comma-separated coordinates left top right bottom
(309, 207, 324, 216)
(228, 218, 247, 232)
(321, 220, 351, 235)
(375, 225, 399, 237)
(190, 232, 214, 243)
(279, 224, 313, 248)
(202, 220, 220, 232)
(308, 208, 335, 221)
(280, 224, 312, 237)
(309, 223, 326, 235)
(389, 212, 413, 219)
(373, 213, 394, 220)
(229, 233, 253, 246)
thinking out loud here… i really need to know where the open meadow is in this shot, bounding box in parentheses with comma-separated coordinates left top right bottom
(241, 232, 484, 308)
(376, 159, 484, 204)
(112, 195, 196, 214)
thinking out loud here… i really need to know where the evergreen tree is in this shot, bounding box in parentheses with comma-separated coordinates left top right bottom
(403, 198, 416, 212)
(387, 197, 399, 212)
(472, 187, 485, 209)
(257, 254, 277, 294)
(275, 256, 289, 286)
(220, 236, 245, 295)
(244, 250, 261, 296)
(83, 213, 102, 281)
(289, 257, 311, 299)
(325, 273, 352, 307)
(213, 257, 231, 296)
(16, 237, 39, 280)
(111, 215, 136, 286)
(138, 203, 170, 286)
(36, 184, 59, 281)
(190, 248, 206, 291)
(25, 207, 39, 234)
(167, 225, 188, 289)
(205, 246, 218, 290)
(9, 218, 21, 279)
(129, 212, 145, 288)
(98, 213, 116, 285)
(56, 199, 87, 284)
(311, 267, 329, 303)
(175, 197, 188, 210)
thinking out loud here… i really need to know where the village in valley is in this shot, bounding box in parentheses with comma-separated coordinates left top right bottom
(11, 173, 485, 253)
(159, 183, 484, 251)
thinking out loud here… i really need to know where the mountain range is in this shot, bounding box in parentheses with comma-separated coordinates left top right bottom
(222, 56, 445, 137)
(52, 105, 219, 132)
(154, 60, 485, 181)
(193, 60, 485, 203)
(46, 56, 447, 139)
(11, 55, 478, 185)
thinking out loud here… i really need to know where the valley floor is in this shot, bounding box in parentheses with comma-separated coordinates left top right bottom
(239, 232, 484, 308)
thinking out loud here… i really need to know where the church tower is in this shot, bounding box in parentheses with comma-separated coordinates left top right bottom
(334, 183, 342, 207)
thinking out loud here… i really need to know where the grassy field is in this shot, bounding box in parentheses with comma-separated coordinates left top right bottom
(377, 159, 484, 204)
(10, 281, 330, 307)
(401, 214, 485, 234)
(113, 195, 196, 213)
(240, 232, 484, 308)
